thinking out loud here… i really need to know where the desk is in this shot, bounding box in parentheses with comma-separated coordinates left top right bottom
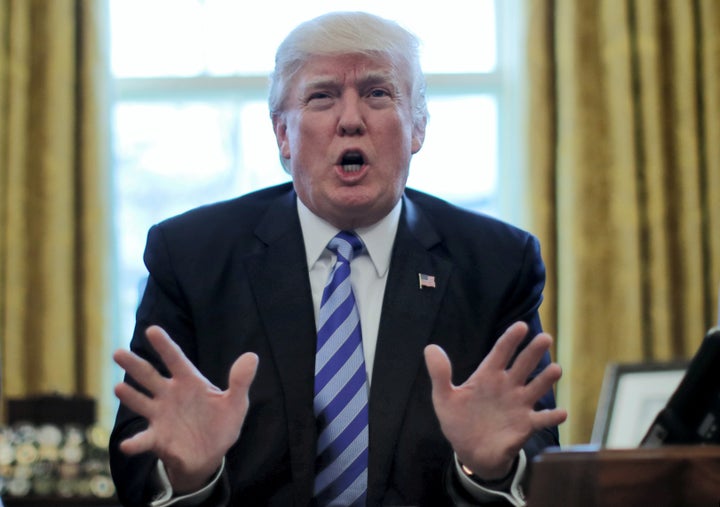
(527, 445, 720, 507)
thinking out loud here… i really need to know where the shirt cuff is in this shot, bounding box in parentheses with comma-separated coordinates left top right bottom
(149, 458, 225, 507)
(454, 450, 527, 507)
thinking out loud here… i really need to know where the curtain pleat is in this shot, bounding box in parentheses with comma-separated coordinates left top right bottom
(528, 0, 720, 444)
(699, 0, 720, 324)
(526, 0, 559, 341)
(0, 0, 114, 425)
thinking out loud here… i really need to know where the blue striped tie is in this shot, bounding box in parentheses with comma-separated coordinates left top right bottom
(313, 231, 369, 506)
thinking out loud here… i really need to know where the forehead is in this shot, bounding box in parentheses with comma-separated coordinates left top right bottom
(292, 53, 407, 91)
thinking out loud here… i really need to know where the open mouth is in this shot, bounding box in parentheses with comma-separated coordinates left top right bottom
(339, 151, 365, 173)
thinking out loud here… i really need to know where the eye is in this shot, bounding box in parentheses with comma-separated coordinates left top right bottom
(305, 91, 335, 109)
(308, 91, 331, 101)
(368, 88, 391, 98)
(303, 93, 333, 111)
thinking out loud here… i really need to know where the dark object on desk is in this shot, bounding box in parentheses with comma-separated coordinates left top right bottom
(6, 395, 94, 427)
(641, 326, 720, 446)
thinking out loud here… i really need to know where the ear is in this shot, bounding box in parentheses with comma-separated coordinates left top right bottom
(411, 115, 427, 154)
(272, 114, 291, 160)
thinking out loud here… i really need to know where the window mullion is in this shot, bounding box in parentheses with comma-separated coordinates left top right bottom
(115, 75, 270, 102)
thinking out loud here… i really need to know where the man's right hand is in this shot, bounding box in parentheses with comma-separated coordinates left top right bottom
(113, 325, 259, 493)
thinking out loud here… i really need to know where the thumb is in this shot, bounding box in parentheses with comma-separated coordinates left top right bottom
(424, 344, 454, 399)
(228, 352, 259, 401)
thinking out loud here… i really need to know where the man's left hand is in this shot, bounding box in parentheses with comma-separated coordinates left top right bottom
(424, 321, 568, 480)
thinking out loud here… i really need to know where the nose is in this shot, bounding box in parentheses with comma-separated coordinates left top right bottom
(336, 94, 366, 136)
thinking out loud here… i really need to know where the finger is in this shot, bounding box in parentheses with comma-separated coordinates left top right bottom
(145, 326, 201, 380)
(113, 348, 167, 395)
(523, 362, 563, 402)
(507, 333, 553, 384)
(227, 352, 259, 405)
(119, 429, 156, 456)
(424, 344, 454, 399)
(482, 321, 529, 371)
(114, 382, 155, 418)
(530, 407, 568, 430)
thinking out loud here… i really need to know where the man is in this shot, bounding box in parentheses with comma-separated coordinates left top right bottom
(109, 11, 567, 507)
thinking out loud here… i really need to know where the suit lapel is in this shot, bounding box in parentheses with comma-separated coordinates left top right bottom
(243, 190, 317, 505)
(367, 195, 453, 501)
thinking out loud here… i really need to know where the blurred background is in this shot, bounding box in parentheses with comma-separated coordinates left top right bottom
(0, 0, 718, 471)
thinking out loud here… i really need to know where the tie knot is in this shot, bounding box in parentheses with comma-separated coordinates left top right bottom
(327, 231, 363, 263)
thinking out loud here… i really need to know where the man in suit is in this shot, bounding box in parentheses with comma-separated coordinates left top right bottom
(109, 11, 567, 507)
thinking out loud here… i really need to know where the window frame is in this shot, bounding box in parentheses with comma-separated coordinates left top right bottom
(112, 0, 527, 219)
(109, 1, 527, 358)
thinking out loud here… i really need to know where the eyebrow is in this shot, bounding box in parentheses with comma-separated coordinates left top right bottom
(302, 70, 400, 93)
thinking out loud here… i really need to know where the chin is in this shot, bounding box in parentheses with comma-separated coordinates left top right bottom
(336, 206, 390, 230)
(327, 187, 398, 226)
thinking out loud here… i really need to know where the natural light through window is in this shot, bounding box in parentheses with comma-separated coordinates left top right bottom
(111, 0, 496, 77)
(110, 0, 515, 353)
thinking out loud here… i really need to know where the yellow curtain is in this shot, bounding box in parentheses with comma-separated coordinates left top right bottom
(0, 0, 114, 425)
(527, 0, 720, 445)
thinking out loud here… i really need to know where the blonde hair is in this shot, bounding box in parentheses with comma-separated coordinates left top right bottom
(268, 11, 428, 130)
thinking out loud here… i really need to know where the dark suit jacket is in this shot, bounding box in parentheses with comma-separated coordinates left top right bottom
(110, 183, 559, 506)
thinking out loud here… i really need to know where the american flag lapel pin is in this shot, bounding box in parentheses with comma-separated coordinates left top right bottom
(418, 273, 436, 289)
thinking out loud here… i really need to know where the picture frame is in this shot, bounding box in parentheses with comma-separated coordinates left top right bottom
(591, 360, 688, 448)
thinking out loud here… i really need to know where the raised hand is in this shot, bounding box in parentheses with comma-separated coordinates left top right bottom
(113, 325, 259, 493)
(424, 321, 567, 480)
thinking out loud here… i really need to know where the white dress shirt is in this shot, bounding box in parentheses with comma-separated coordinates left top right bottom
(298, 197, 401, 383)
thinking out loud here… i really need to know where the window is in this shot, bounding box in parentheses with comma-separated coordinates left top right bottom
(110, 0, 525, 353)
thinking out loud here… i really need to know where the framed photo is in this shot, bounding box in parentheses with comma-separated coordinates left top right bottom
(591, 361, 688, 448)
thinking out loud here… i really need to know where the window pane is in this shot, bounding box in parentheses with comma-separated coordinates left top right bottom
(110, 0, 495, 77)
(408, 95, 497, 212)
(113, 99, 289, 341)
(110, 1, 503, 351)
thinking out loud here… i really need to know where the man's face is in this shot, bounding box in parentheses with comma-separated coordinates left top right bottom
(273, 53, 425, 230)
